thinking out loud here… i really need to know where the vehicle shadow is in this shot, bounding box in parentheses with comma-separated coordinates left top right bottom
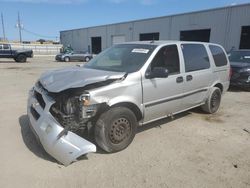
(0, 60, 16, 63)
(137, 111, 191, 134)
(228, 86, 247, 92)
(18, 115, 57, 163)
(18, 110, 196, 157)
(95, 111, 192, 154)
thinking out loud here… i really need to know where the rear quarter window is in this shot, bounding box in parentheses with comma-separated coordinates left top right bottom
(181, 44, 210, 72)
(209, 45, 228, 67)
(3, 44, 9, 49)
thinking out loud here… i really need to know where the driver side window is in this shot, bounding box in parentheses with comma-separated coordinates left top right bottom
(150, 45, 180, 75)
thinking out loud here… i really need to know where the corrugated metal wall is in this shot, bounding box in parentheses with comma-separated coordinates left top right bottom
(60, 4, 250, 52)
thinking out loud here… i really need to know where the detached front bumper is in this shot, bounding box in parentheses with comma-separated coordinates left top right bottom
(27, 87, 96, 166)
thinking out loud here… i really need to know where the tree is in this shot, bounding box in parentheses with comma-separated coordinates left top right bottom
(37, 39, 46, 44)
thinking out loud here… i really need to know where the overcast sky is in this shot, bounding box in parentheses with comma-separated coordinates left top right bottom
(0, 0, 249, 41)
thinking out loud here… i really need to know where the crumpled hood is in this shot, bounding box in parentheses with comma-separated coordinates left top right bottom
(39, 66, 126, 93)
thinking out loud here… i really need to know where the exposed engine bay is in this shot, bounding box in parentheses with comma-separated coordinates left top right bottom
(37, 81, 111, 134)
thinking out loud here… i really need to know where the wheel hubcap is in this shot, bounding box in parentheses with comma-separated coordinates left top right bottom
(211, 91, 220, 110)
(109, 118, 131, 144)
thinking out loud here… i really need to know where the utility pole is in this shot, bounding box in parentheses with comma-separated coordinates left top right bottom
(1, 13, 6, 41)
(16, 12, 23, 43)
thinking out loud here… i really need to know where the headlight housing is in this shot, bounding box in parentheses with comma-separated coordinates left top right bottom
(79, 93, 98, 118)
(79, 93, 90, 106)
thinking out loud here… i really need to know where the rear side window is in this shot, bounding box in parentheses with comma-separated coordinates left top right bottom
(3, 44, 9, 50)
(209, 45, 228, 66)
(0, 45, 2, 50)
(181, 44, 210, 72)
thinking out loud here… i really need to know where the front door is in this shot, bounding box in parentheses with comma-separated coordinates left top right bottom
(142, 44, 184, 123)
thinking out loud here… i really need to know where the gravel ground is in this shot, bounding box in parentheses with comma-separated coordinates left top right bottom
(0, 56, 250, 188)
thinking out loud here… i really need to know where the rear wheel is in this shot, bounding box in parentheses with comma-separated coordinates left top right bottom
(15, 54, 27, 63)
(201, 87, 221, 114)
(95, 107, 138, 153)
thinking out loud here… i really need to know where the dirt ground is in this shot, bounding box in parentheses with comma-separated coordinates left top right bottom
(0, 56, 250, 188)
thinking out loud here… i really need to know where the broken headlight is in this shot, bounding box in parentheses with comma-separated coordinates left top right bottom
(79, 93, 98, 119)
(50, 92, 100, 130)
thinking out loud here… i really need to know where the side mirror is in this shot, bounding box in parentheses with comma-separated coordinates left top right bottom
(145, 67, 169, 79)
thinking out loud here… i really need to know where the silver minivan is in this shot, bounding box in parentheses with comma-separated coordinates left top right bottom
(27, 41, 230, 165)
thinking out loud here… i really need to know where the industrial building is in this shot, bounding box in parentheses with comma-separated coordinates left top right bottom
(60, 3, 250, 54)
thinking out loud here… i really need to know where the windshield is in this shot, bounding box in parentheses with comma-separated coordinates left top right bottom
(84, 44, 156, 73)
(229, 51, 250, 63)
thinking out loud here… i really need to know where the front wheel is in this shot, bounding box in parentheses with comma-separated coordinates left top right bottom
(64, 57, 70, 62)
(201, 87, 221, 114)
(85, 56, 90, 62)
(95, 107, 138, 153)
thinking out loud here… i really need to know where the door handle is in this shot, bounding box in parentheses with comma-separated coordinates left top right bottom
(186, 75, 193, 81)
(176, 76, 183, 83)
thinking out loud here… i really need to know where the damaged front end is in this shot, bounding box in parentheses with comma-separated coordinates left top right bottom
(27, 82, 100, 166)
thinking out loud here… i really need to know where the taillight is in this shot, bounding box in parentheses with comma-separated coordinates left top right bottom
(229, 66, 233, 79)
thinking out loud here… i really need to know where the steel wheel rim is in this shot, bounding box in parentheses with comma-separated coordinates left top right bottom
(109, 117, 131, 144)
(211, 91, 220, 111)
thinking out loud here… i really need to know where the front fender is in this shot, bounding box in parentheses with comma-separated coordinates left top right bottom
(91, 95, 143, 117)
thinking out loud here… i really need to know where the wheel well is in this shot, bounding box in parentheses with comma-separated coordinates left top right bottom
(214, 83, 223, 92)
(17, 53, 26, 57)
(111, 102, 143, 121)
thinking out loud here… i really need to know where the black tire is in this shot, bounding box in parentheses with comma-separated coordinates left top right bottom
(85, 56, 90, 62)
(15, 54, 27, 63)
(64, 56, 70, 62)
(95, 107, 138, 153)
(201, 87, 222, 114)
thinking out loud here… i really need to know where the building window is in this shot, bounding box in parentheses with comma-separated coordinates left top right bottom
(239, 26, 250, 49)
(181, 44, 210, 72)
(180, 29, 211, 42)
(140, 32, 159, 41)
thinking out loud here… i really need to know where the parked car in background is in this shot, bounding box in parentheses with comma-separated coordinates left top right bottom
(228, 50, 250, 90)
(0, 43, 33, 62)
(28, 41, 230, 165)
(55, 51, 93, 62)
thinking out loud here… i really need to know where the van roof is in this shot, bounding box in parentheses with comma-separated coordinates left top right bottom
(121, 40, 220, 46)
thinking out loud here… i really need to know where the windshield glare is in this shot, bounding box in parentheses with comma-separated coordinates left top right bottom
(84, 44, 156, 73)
(229, 51, 250, 63)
